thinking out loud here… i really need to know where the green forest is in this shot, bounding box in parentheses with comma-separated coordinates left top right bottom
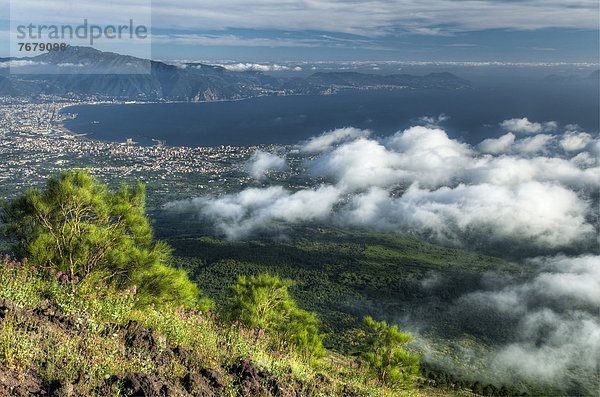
(0, 170, 535, 396)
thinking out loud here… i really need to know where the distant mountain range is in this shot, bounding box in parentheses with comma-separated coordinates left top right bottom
(0, 46, 469, 101)
(542, 69, 600, 83)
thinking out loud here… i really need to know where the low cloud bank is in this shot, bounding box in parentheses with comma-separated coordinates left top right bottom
(439, 254, 600, 393)
(246, 151, 287, 180)
(168, 120, 598, 253)
(213, 63, 302, 72)
(341, 182, 593, 250)
(167, 185, 341, 239)
(300, 127, 371, 153)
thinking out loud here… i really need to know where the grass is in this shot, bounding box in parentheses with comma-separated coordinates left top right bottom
(0, 254, 419, 397)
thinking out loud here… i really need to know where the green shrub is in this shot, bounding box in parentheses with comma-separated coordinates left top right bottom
(227, 273, 325, 358)
(133, 263, 212, 310)
(360, 315, 419, 389)
(0, 256, 44, 307)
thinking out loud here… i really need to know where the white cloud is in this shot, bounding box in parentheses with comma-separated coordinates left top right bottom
(4, 0, 598, 53)
(479, 129, 596, 157)
(475, 255, 600, 308)
(493, 308, 600, 387)
(417, 114, 449, 127)
(212, 62, 302, 72)
(570, 152, 597, 168)
(134, 1, 600, 36)
(458, 254, 600, 391)
(151, 33, 329, 49)
(300, 127, 371, 153)
(478, 132, 515, 154)
(590, 139, 600, 156)
(167, 122, 599, 251)
(467, 156, 599, 188)
(166, 185, 341, 239)
(310, 138, 407, 189)
(246, 151, 287, 179)
(500, 118, 557, 134)
(531, 256, 600, 308)
(387, 125, 472, 162)
(341, 182, 594, 248)
(57, 63, 87, 67)
(513, 134, 554, 154)
(170, 177, 595, 249)
(311, 126, 473, 188)
(560, 131, 594, 152)
(386, 126, 473, 185)
(0, 60, 47, 68)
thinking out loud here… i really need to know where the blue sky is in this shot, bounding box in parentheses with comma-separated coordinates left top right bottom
(1, 0, 598, 62)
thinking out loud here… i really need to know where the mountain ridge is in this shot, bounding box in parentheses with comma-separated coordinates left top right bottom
(0, 46, 468, 101)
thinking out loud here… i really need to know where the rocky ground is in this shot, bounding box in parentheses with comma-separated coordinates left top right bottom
(0, 299, 318, 397)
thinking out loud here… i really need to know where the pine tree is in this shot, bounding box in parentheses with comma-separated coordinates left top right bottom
(360, 315, 419, 388)
(2, 169, 208, 308)
(227, 273, 325, 358)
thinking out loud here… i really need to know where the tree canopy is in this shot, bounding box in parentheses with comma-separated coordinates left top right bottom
(2, 169, 206, 308)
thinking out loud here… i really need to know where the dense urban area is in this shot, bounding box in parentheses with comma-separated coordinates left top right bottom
(0, 96, 294, 206)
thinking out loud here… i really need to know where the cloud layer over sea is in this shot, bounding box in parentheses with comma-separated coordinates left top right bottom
(167, 117, 598, 254)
